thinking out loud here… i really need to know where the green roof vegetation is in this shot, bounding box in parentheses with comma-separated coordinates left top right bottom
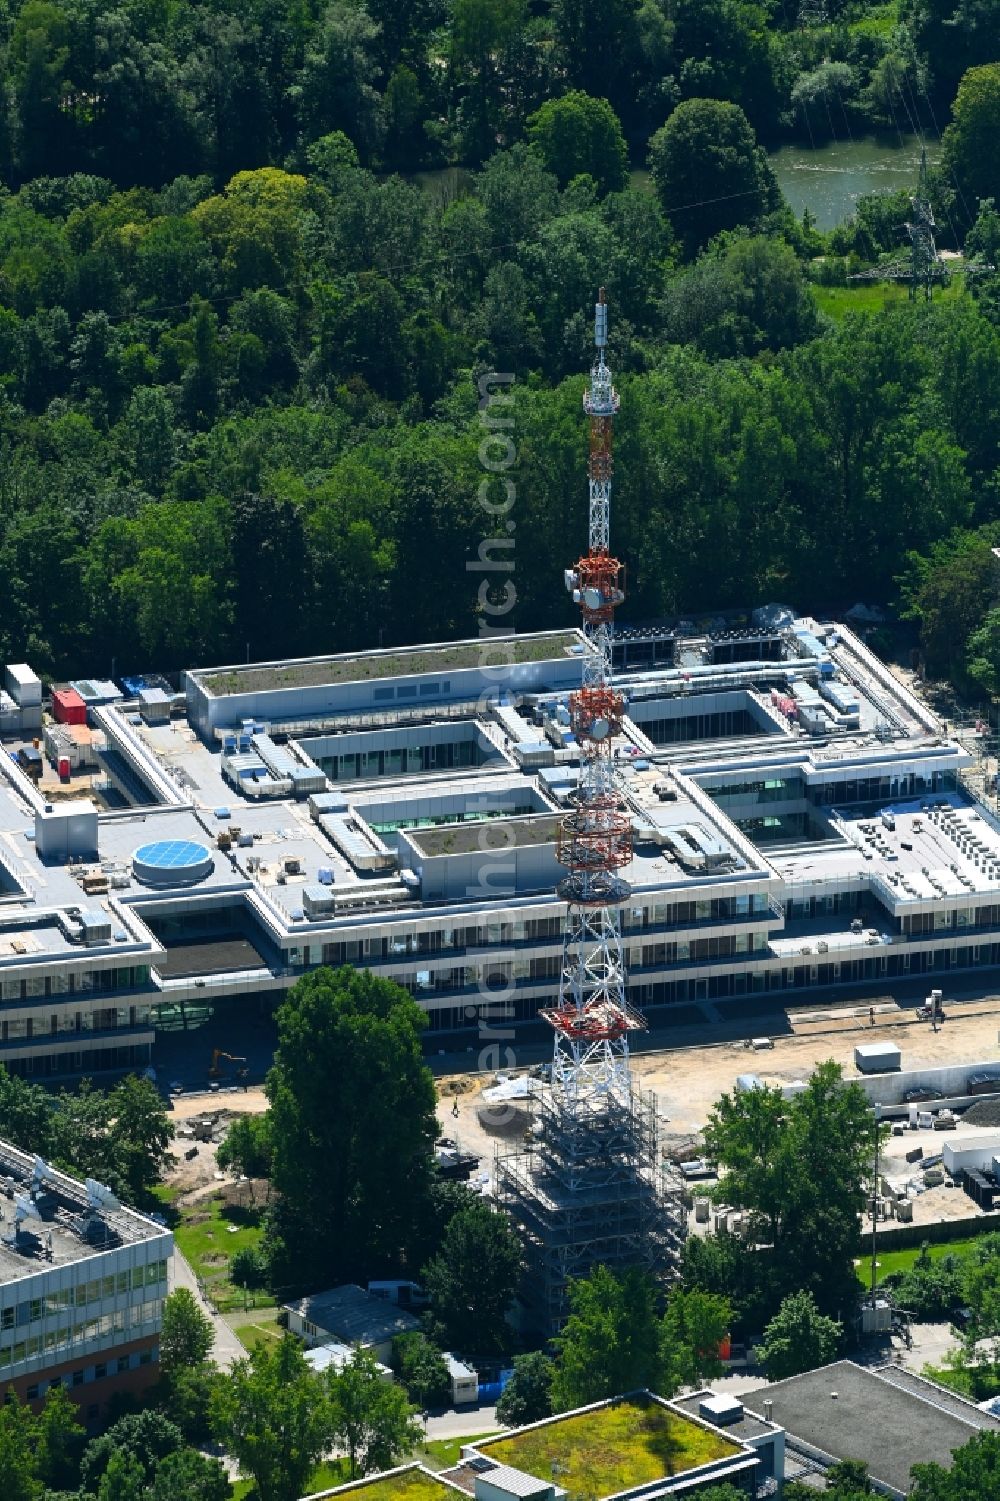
(411, 814, 562, 856)
(320, 1466, 458, 1501)
(477, 1397, 740, 1499)
(199, 634, 582, 695)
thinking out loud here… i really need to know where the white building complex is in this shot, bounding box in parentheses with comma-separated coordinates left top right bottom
(0, 614, 996, 1080)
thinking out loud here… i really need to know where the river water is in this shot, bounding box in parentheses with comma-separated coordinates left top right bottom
(767, 135, 941, 230)
(411, 135, 941, 232)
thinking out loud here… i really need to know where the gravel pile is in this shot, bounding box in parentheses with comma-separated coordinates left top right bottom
(961, 1098, 1000, 1128)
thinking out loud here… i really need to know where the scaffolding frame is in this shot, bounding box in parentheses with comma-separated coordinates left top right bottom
(496, 1079, 685, 1334)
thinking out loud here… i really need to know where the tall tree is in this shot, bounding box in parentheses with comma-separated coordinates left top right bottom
(211, 1337, 332, 1501)
(526, 93, 629, 194)
(422, 1201, 521, 1353)
(552, 1266, 661, 1410)
(265, 967, 438, 1289)
(329, 1346, 421, 1478)
(496, 1351, 555, 1426)
(942, 64, 1000, 231)
(757, 1290, 842, 1380)
(648, 98, 780, 256)
(159, 1288, 214, 1374)
(659, 1288, 731, 1392)
(703, 1062, 879, 1318)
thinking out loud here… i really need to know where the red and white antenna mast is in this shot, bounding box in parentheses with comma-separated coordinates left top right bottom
(542, 289, 645, 1095)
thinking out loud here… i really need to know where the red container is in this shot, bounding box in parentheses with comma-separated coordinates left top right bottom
(52, 687, 86, 725)
(57, 756, 71, 780)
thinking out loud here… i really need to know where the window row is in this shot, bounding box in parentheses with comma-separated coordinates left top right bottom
(0, 967, 151, 1003)
(25, 1344, 156, 1401)
(0, 1006, 152, 1041)
(0, 1301, 164, 1366)
(0, 1261, 167, 1329)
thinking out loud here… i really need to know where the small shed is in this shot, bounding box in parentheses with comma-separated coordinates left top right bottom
(139, 687, 171, 724)
(444, 1351, 479, 1405)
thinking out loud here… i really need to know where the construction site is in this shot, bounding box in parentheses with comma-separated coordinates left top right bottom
(0, 290, 1000, 1337)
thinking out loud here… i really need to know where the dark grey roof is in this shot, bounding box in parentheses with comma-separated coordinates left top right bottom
(285, 1283, 420, 1345)
(741, 1361, 1000, 1497)
(671, 1391, 776, 1443)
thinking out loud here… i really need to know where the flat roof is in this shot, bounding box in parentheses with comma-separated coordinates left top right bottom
(671, 1391, 776, 1444)
(194, 633, 582, 696)
(285, 1283, 420, 1344)
(411, 815, 562, 857)
(474, 1395, 741, 1500)
(741, 1361, 1000, 1495)
(771, 794, 1000, 906)
(0, 1138, 169, 1283)
(309, 1465, 464, 1501)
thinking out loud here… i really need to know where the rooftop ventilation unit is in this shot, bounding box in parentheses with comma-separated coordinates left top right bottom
(699, 1393, 744, 1426)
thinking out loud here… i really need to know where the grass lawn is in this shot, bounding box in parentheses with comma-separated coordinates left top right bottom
(812, 278, 963, 321)
(156, 1187, 264, 1313)
(924, 1359, 1000, 1401)
(233, 1460, 351, 1500)
(477, 1397, 738, 1498)
(812, 282, 911, 319)
(417, 1435, 500, 1468)
(231, 1308, 283, 1353)
(854, 1235, 984, 1289)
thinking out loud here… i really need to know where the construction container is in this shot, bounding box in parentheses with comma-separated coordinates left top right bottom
(944, 1132, 1000, 1177)
(52, 687, 86, 725)
(854, 1041, 902, 1074)
(4, 663, 41, 707)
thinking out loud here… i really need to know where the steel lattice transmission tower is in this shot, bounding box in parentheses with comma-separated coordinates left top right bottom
(849, 149, 949, 301)
(496, 293, 683, 1336)
(544, 289, 645, 1091)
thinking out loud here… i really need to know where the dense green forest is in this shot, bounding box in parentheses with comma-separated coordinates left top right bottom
(0, 0, 998, 689)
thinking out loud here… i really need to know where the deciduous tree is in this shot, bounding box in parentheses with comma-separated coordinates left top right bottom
(265, 967, 438, 1289)
(758, 1290, 841, 1380)
(648, 99, 780, 256)
(422, 1202, 521, 1354)
(211, 1336, 332, 1501)
(526, 92, 628, 194)
(496, 1351, 555, 1426)
(329, 1346, 421, 1479)
(552, 1266, 661, 1409)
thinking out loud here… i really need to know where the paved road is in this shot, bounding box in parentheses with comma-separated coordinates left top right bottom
(168, 1244, 246, 1370)
(424, 1406, 498, 1440)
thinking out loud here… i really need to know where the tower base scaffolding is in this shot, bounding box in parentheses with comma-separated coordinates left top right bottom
(496, 1078, 686, 1336)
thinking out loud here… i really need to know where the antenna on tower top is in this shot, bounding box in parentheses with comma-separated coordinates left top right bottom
(595, 287, 608, 349)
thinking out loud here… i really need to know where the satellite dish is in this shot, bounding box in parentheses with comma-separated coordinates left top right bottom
(590, 718, 611, 741)
(13, 1194, 35, 1221)
(583, 587, 604, 611)
(85, 1179, 120, 1212)
(33, 1156, 55, 1185)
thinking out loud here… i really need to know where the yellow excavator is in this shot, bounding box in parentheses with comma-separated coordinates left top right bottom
(209, 1048, 249, 1081)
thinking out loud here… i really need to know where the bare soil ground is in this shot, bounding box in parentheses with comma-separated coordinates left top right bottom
(439, 997, 1000, 1176)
